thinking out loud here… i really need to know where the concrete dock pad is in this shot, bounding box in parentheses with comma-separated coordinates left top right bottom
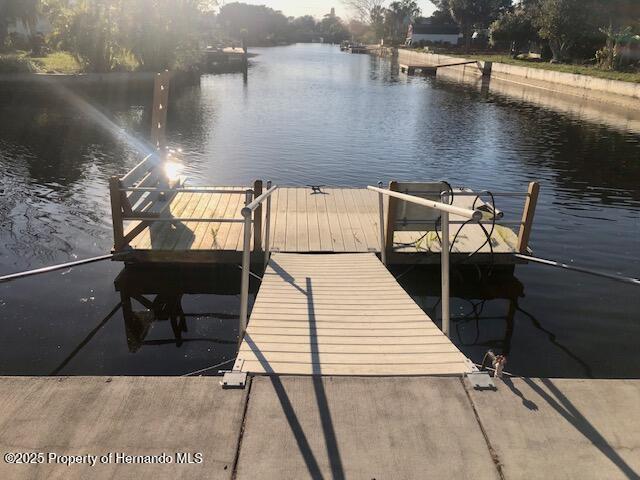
(236, 376, 500, 480)
(1, 376, 638, 479)
(468, 378, 640, 480)
(0, 377, 247, 480)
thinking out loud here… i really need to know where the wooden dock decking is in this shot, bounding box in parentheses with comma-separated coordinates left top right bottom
(120, 186, 524, 264)
(234, 253, 472, 376)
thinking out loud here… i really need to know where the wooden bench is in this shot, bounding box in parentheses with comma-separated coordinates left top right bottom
(109, 154, 184, 251)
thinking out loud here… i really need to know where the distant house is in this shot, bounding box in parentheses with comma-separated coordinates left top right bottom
(405, 19, 461, 46)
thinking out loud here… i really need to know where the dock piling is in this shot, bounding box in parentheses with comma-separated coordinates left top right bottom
(517, 181, 540, 253)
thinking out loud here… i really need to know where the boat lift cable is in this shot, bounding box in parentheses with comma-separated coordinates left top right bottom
(0, 253, 125, 285)
(514, 253, 640, 286)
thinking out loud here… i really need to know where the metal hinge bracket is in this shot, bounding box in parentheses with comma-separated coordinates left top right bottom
(466, 371, 496, 390)
(220, 358, 247, 389)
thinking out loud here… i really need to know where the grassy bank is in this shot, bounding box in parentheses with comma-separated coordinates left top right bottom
(0, 50, 82, 74)
(416, 51, 640, 84)
(0, 50, 141, 75)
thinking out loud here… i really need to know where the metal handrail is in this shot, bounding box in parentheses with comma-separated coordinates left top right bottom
(120, 187, 248, 194)
(243, 184, 278, 214)
(123, 217, 244, 223)
(368, 185, 482, 220)
(400, 190, 530, 197)
(239, 182, 277, 345)
(395, 220, 523, 226)
(367, 184, 482, 338)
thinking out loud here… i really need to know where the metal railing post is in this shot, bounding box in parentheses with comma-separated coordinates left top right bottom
(239, 188, 253, 345)
(264, 181, 272, 270)
(377, 181, 386, 265)
(441, 193, 450, 338)
(367, 184, 484, 339)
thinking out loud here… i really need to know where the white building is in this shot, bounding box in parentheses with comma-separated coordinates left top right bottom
(406, 20, 461, 46)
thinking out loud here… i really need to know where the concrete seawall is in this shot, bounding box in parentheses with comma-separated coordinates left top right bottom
(396, 49, 640, 109)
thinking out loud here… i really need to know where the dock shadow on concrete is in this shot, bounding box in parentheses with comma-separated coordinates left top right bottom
(0, 377, 247, 480)
(469, 378, 640, 480)
(235, 376, 500, 480)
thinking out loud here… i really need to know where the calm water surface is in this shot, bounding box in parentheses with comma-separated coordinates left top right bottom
(0, 44, 638, 377)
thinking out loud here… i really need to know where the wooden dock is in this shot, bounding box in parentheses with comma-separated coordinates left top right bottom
(400, 60, 486, 76)
(399, 63, 438, 75)
(235, 253, 472, 376)
(111, 181, 536, 265)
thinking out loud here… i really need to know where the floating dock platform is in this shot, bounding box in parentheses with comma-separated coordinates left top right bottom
(109, 156, 539, 266)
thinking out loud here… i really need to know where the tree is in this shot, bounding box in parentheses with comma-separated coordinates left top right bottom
(289, 15, 318, 43)
(591, 1, 640, 70)
(59, 0, 125, 72)
(0, 0, 40, 49)
(370, 5, 386, 41)
(341, 0, 386, 24)
(317, 10, 350, 43)
(432, 0, 510, 51)
(596, 25, 639, 71)
(121, 0, 211, 71)
(386, 0, 421, 44)
(217, 3, 290, 46)
(532, 0, 594, 62)
(490, 7, 538, 56)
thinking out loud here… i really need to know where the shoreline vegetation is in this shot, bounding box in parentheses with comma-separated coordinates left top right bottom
(1, 0, 638, 87)
(3, 46, 640, 88)
(0, 1, 349, 76)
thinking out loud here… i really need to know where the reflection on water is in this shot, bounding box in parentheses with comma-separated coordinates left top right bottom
(0, 44, 639, 377)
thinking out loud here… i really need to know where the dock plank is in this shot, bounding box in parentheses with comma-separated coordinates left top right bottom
(192, 192, 224, 250)
(314, 191, 333, 251)
(306, 189, 322, 251)
(333, 189, 359, 252)
(343, 188, 375, 251)
(296, 188, 309, 252)
(285, 188, 297, 252)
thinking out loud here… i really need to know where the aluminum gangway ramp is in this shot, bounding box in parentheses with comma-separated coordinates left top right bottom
(234, 253, 473, 376)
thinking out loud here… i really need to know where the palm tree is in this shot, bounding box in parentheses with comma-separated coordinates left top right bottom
(386, 0, 420, 44)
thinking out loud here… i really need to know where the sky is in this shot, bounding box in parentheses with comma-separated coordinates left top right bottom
(225, 1, 436, 20)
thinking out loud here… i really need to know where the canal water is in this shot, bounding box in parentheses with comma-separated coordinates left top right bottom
(0, 44, 638, 378)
